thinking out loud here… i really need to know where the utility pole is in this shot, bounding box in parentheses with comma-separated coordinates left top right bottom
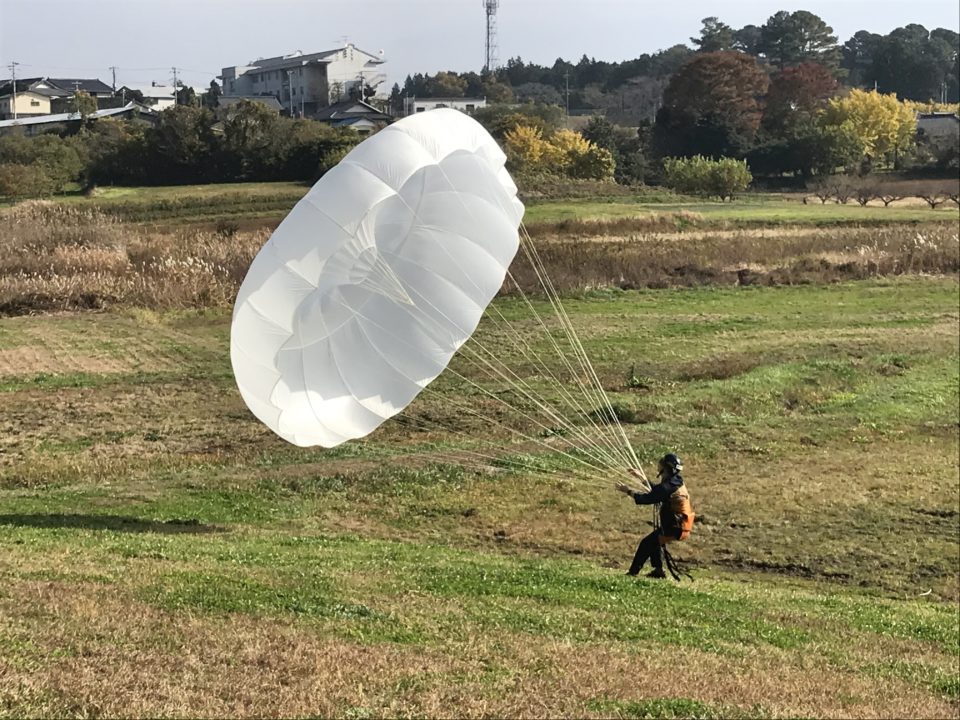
(171, 67, 179, 105)
(8, 61, 19, 120)
(109, 66, 118, 92)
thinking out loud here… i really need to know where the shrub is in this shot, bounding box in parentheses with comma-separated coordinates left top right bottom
(662, 155, 752, 200)
(0, 164, 58, 199)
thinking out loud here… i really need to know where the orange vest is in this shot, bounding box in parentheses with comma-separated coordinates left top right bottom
(663, 484, 695, 542)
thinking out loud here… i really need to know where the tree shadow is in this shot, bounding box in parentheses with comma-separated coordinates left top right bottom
(0, 513, 223, 535)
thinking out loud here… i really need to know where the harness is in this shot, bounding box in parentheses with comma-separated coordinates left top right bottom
(658, 482, 696, 581)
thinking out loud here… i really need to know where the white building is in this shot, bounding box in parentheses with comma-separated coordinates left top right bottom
(219, 44, 386, 117)
(403, 97, 487, 116)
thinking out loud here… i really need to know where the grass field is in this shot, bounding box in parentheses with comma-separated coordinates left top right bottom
(1, 275, 958, 717)
(9, 181, 957, 229)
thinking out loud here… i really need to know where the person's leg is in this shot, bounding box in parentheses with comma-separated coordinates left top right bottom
(628, 530, 659, 575)
(648, 534, 667, 577)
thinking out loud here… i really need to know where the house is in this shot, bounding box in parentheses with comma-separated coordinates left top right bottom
(219, 44, 386, 118)
(0, 77, 114, 119)
(0, 102, 157, 136)
(917, 112, 960, 150)
(314, 99, 392, 133)
(403, 97, 486, 116)
(116, 83, 176, 111)
(0, 81, 61, 119)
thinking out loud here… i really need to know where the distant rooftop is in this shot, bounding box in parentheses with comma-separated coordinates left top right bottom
(231, 44, 385, 72)
(0, 102, 154, 129)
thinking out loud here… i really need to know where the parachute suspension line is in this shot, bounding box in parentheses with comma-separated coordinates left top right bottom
(414, 165, 638, 476)
(338, 295, 616, 482)
(382, 175, 633, 476)
(414, 237, 631, 472)
(503, 266, 636, 472)
(393, 276, 627, 475)
(516, 225, 645, 481)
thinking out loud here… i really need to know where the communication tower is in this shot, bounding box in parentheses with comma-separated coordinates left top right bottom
(483, 0, 499, 73)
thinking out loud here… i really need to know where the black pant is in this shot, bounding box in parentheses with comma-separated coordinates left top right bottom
(628, 530, 663, 575)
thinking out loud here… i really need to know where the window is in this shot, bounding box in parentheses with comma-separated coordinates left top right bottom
(465, 104, 475, 111)
(30, 99, 40, 106)
(416, 107, 425, 112)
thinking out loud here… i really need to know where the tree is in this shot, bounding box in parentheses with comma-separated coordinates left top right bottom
(841, 30, 883, 88)
(480, 74, 514, 104)
(513, 82, 562, 105)
(71, 90, 97, 118)
(426, 71, 467, 97)
(201, 80, 221, 109)
(822, 89, 916, 167)
(870, 26, 960, 102)
(503, 124, 561, 173)
(762, 62, 839, 136)
(175, 83, 197, 107)
(692, 17, 735, 53)
(733, 24, 763, 55)
(220, 99, 282, 179)
(143, 105, 219, 183)
(758, 10, 841, 71)
(653, 51, 769, 158)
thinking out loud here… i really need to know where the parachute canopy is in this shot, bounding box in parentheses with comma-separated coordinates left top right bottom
(231, 109, 525, 447)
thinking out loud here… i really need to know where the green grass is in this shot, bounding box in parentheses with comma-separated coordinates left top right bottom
(0, 277, 957, 717)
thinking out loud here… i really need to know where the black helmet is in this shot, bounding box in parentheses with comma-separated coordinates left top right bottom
(658, 453, 682, 476)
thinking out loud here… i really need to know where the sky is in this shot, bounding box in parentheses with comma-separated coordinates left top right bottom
(1, 0, 958, 92)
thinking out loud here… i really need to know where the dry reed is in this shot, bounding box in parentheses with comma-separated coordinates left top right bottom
(1, 202, 957, 315)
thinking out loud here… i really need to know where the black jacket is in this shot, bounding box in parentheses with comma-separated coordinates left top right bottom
(632, 472, 684, 533)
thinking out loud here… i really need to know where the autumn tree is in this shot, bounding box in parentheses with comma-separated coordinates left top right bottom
(758, 10, 841, 70)
(822, 89, 916, 168)
(653, 51, 769, 158)
(762, 62, 839, 136)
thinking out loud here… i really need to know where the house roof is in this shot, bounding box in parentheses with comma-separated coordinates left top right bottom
(46, 78, 114, 95)
(240, 44, 385, 72)
(219, 95, 284, 111)
(917, 112, 959, 121)
(314, 99, 392, 121)
(407, 97, 487, 103)
(0, 78, 61, 97)
(0, 102, 154, 129)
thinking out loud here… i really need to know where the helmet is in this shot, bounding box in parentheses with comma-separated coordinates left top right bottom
(658, 453, 682, 476)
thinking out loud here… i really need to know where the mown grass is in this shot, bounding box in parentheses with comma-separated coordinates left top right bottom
(0, 265, 957, 716)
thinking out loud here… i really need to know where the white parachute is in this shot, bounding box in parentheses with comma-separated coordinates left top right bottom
(230, 109, 525, 447)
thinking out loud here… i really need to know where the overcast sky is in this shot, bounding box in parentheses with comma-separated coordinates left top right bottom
(1, 0, 958, 91)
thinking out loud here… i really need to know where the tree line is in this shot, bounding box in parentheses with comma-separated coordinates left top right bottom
(0, 101, 360, 198)
(389, 12, 958, 124)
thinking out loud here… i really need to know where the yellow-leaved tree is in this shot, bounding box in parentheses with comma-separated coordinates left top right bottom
(505, 125, 614, 180)
(822, 89, 916, 166)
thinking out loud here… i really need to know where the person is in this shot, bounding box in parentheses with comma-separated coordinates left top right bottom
(616, 452, 695, 578)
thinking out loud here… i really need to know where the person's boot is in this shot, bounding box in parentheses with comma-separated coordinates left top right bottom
(647, 568, 667, 579)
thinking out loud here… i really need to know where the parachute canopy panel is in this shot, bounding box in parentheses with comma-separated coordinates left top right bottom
(230, 109, 525, 447)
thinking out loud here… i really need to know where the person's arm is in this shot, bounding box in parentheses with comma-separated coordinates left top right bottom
(630, 482, 669, 505)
